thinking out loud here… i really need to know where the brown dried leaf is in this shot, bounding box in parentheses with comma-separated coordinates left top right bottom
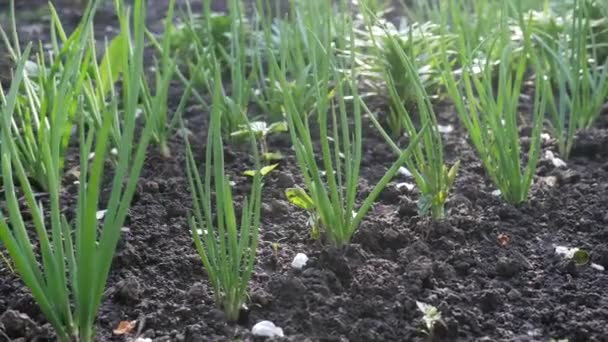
(113, 320, 136, 335)
(497, 233, 511, 247)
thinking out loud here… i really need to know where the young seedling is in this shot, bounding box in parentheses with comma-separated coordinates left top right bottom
(285, 187, 322, 240)
(0, 1, 153, 341)
(185, 74, 263, 322)
(231, 120, 288, 162)
(417, 301, 446, 338)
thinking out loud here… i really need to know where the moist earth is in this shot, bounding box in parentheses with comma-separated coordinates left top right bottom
(1, 1, 608, 341)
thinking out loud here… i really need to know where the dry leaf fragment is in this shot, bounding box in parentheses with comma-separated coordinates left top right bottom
(497, 233, 511, 247)
(114, 320, 137, 335)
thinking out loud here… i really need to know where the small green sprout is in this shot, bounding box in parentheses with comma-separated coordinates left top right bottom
(271, 242, 279, 258)
(417, 301, 445, 337)
(231, 120, 288, 162)
(285, 187, 322, 240)
(243, 163, 279, 177)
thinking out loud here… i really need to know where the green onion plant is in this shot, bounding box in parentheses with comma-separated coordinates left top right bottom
(0, 1, 153, 340)
(0, 1, 94, 191)
(439, 2, 548, 204)
(176, 0, 252, 137)
(269, 1, 423, 245)
(539, 0, 608, 158)
(185, 73, 262, 322)
(142, 0, 182, 158)
(364, 27, 459, 219)
(253, 0, 352, 122)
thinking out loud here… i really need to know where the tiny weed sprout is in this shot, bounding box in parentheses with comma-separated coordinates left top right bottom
(285, 187, 322, 240)
(0, 0, 152, 340)
(440, 3, 547, 205)
(363, 15, 460, 219)
(539, 0, 608, 159)
(231, 120, 288, 162)
(416, 301, 445, 337)
(185, 75, 263, 322)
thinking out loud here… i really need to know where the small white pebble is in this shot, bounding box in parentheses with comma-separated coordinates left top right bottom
(291, 253, 308, 269)
(96, 210, 107, 220)
(437, 124, 454, 134)
(544, 150, 567, 168)
(252, 321, 284, 338)
(541, 133, 551, 142)
(591, 263, 605, 271)
(491, 189, 502, 197)
(133, 338, 152, 342)
(396, 182, 415, 191)
(555, 245, 579, 259)
(551, 157, 567, 168)
(24, 60, 40, 76)
(398, 167, 412, 177)
(541, 176, 557, 187)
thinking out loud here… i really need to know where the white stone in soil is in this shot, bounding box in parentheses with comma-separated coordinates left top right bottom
(291, 253, 308, 269)
(555, 245, 579, 259)
(398, 167, 412, 177)
(252, 320, 284, 337)
(96, 210, 107, 220)
(544, 150, 567, 168)
(437, 124, 454, 134)
(396, 182, 415, 191)
(541, 133, 551, 142)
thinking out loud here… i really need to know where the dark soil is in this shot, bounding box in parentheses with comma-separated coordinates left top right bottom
(1, 1, 608, 342)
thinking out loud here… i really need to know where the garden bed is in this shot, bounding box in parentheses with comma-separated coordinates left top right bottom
(1, 1, 608, 341)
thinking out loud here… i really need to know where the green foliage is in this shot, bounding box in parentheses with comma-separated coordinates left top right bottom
(285, 187, 322, 239)
(0, 1, 152, 341)
(98, 30, 127, 97)
(177, 0, 253, 137)
(440, 2, 547, 204)
(538, 0, 608, 158)
(231, 120, 287, 162)
(362, 20, 459, 219)
(185, 74, 262, 322)
(142, 0, 182, 158)
(0, 2, 94, 190)
(272, 57, 423, 246)
(253, 0, 353, 121)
